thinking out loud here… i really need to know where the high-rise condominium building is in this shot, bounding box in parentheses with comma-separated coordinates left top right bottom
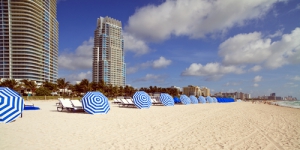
(0, 0, 58, 83)
(182, 85, 202, 97)
(93, 16, 125, 86)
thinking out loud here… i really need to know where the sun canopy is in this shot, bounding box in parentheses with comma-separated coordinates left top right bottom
(0, 87, 24, 123)
(81, 91, 110, 114)
(133, 91, 152, 109)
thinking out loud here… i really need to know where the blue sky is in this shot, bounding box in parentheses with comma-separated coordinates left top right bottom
(57, 0, 300, 99)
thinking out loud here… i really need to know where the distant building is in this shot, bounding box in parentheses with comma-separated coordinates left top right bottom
(0, 0, 59, 83)
(182, 85, 201, 97)
(93, 16, 125, 86)
(201, 87, 210, 97)
(170, 86, 181, 92)
(245, 93, 251, 99)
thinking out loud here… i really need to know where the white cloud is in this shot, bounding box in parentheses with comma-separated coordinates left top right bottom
(58, 37, 93, 70)
(253, 83, 259, 87)
(181, 62, 245, 80)
(123, 32, 150, 56)
(254, 76, 262, 82)
(134, 74, 166, 83)
(153, 56, 172, 68)
(219, 32, 272, 65)
(268, 29, 284, 38)
(65, 71, 92, 84)
(285, 82, 299, 88)
(291, 75, 300, 81)
(249, 65, 262, 72)
(225, 82, 240, 86)
(125, 0, 285, 42)
(219, 27, 300, 69)
(126, 56, 172, 74)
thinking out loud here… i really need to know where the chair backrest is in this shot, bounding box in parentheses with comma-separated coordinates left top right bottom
(70, 100, 82, 107)
(117, 99, 122, 102)
(60, 99, 73, 108)
(64, 98, 70, 101)
(126, 99, 134, 104)
(121, 99, 129, 104)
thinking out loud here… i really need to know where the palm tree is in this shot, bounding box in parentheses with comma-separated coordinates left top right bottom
(79, 79, 90, 94)
(43, 80, 58, 95)
(57, 78, 70, 97)
(21, 79, 37, 96)
(0, 79, 21, 91)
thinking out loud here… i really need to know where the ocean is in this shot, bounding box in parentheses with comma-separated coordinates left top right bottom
(275, 101, 300, 109)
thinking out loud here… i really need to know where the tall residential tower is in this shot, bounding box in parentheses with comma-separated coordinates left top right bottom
(93, 16, 125, 86)
(0, 0, 59, 83)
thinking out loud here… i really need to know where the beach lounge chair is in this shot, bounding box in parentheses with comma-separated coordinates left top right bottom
(112, 99, 121, 104)
(119, 99, 129, 107)
(70, 100, 83, 110)
(151, 99, 162, 105)
(56, 98, 64, 106)
(57, 99, 80, 112)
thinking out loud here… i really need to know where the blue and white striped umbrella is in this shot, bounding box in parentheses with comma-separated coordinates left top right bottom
(213, 97, 218, 103)
(160, 93, 174, 106)
(81, 92, 110, 114)
(189, 95, 198, 104)
(180, 95, 191, 105)
(133, 91, 152, 109)
(206, 96, 213, 103)
(0, 87, 24, 123)
(198, 96, 206, 104)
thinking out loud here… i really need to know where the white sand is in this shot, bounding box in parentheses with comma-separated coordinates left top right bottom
(1, 101, 300, 150)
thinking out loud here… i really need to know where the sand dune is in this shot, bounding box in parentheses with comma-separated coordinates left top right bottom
(1, 101, 299, 150)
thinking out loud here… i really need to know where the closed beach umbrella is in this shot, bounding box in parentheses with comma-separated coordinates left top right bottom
(0, 87, 24, 123)
(133, 91, 152, 109)
(81, 91, 110, 114)
(160, 93, 174, 106)
(198, 96, 206, 104)
(189, 95, 198, 104)
(180, 95, 191, 105)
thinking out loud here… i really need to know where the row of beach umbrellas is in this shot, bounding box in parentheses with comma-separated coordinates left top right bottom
(1, 87, 235, 123)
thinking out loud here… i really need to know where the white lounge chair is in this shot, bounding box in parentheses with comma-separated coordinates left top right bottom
(57, 99, 80, 112)
(70, 100, 83, 109)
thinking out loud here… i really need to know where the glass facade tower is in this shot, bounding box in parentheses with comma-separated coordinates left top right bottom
(93, 16, 125, 86)
(0, 0, 58, 83)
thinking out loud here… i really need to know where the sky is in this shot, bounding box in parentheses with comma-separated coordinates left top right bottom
(57, 0, 300, 99)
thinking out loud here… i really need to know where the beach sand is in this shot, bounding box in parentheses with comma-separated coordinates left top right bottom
(1, 101, 300, 150)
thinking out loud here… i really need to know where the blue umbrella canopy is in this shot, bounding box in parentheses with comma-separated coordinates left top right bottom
(173, 97, 181, 103)
(198, 96, 206, 104)
(81, 91, 110, 114)
(213, 97, 218, 103)
(160, 93, 174, 106)
(189, 95, 198, 104)
(180, 95, 191, 105)
(206, 96, 213, 103)
(0, 87, 24, 123)
(133, 91, 152, 109)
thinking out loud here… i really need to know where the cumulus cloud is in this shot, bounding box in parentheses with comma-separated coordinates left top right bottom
(65, 71, 92, 84)
(58, 37, 93, 70)
(268, 29, 284, 38)
(253, 83, 259, 87)
(123, 32, 150, 56)
(126, 56, 172, 74)
(153, 56, 172, 68)
(134, 74, 166, 83)
(249, 65, 262, 72)
(291, 75, 300, 81)
(285, 82, 298, 88)
(125, 0, 285, 42)
(181, 62, 245, 80)
(254, 76, 262, 82)
(219, 27, 300, 69)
